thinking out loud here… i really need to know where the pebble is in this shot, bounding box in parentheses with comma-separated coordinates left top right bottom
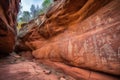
(43, 70, 51, 75)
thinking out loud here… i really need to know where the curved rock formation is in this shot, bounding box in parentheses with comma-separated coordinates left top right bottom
(0, 0, 20, 56)
(16, 0, 120, 78)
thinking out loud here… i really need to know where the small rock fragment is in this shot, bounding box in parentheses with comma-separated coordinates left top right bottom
(43, 70, 51, 75)
(10, 52, 20, 58)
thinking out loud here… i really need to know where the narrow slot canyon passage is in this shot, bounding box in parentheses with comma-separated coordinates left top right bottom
(0, 0, 120, 80)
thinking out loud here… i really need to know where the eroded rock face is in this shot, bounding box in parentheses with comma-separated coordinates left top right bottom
(0, 0, 20, 55)
(16, 0, 120, 78)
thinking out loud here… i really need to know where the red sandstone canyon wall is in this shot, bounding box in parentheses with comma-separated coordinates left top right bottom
(16, 0, 120, 77)
(0, 0, 20, 55)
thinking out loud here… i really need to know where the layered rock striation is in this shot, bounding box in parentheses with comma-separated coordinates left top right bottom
(0, 0, 20, 56)
(16, 0, 120, 78)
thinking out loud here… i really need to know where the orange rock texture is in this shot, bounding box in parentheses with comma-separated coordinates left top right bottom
(0, 0, 20, 55)
(16, 0, 120, 78)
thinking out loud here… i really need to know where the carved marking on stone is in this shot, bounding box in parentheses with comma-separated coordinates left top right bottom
(77, 25, 119, 64)
(68, 40, 73, 54)
(73, 43, 79, 56)
(83, 40, 88, 53)
(95, 34, 103, 46)
(79, 47, 85, 56)
(93, 35, 99, 54)
(106, 36, 112, 44)
(100, 44, 116, 62)
(96, 16, 101, 25)
(89, 21, 95, 30)
(101, 57, 107, 65)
